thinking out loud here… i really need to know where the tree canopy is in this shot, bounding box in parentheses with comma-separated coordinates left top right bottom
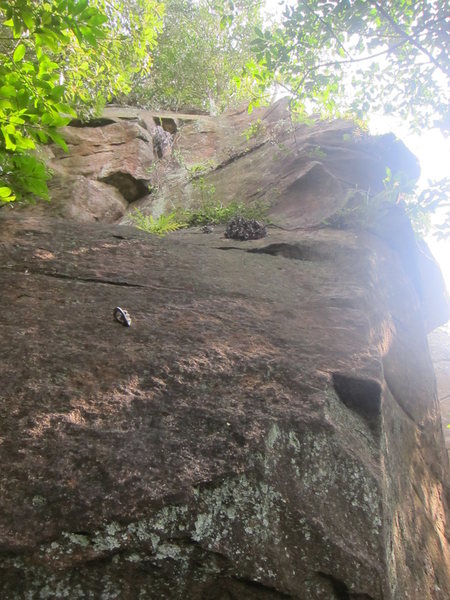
(239, 0, 449, 236)
(245, 0, 449, 132)
(125, 0, 263, 114)
(0, 0, 162, 203)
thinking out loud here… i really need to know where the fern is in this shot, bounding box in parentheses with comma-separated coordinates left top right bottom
(130, 209, 187, 236)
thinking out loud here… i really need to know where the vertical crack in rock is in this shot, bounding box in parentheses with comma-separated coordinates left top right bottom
(331, 374, 382, 433)
(153, 125, 173, 158)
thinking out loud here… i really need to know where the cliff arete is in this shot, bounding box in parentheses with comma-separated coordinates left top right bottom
(0, 100, 449, 599)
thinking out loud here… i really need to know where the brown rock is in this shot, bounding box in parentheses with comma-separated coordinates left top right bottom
(24, 174, 129, 222)
(117, 101, 420, 232)
(16, 101, 421, 235)
(0, 213, 448, 599)
(19, 119, 160, 220)
(1, 101, 448, 598)
(52, 133, 154, 202)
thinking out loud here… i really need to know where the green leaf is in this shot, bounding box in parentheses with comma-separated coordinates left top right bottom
(22, 11, 35, 31)
(87, 14, 108, 27)
(47, 131, 68, 151)
(0, 186, 13, 198)
(72, 0, 89, 17)
(13, 44, 26, 63)
(0, 85, 16, 98)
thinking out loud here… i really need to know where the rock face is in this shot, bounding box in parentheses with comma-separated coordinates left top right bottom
(429, 328, 450, 458)
(21, 111, 175, 222)
(20, 100, 420, 230)
(0, 102, 449, 598)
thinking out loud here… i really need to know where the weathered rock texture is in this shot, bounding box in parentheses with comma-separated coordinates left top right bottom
(1, 102, 449, 599)
(20, 100, 420, 230)
(429, 328, 450, 458)
(21, 111, 175, 222)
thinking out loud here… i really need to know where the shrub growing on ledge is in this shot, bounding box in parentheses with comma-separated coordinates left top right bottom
(179, 199, 269, 226)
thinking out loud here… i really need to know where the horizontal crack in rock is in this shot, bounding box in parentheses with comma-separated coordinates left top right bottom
(231, 576, 293, 598)
(213, 140, 268, 173)
(42, 273, 145, 287)
(3, 268, 144, 288)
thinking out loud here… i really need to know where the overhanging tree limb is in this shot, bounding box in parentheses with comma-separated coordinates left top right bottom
(368, 1, 450, 77)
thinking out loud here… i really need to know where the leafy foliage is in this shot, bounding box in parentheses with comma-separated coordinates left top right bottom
(124, 0, 263, 114)
(179, 199, 268, 226)
(414, 177, 450, 240)
(130, 209, 187, 235)
(323, 166, 445, 237)
(186, 160, 216, 178)
(237, 0, 449, 237)
(64, 0, 163, 118)
(0, 0, 162, 203)
(241, 118, 265, 141)
(191, 177, 216, 205)
(244, 0, 449, 132)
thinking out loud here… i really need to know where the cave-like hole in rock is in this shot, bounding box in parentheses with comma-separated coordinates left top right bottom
(316, 572, 375, 600)
(100, 172, 149, 202)
(153, 116, 177, 134)
(332, 373, 382, 432)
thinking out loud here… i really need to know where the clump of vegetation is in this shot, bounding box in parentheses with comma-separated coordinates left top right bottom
(242, 118, 265, 141)
(191, 176, 216, 205)
(305, 145, 327, 160)
(179, 199, 268, 227)
(130, 200, 269, 236)
(324, 167, 437, 237)
(186, 160, 215, 178)
(130, 209, 186, 236)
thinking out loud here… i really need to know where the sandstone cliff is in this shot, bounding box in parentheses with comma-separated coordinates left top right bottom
(0, 101, 449, 599)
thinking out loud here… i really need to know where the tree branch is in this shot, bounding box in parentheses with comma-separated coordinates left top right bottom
(368, 1, 450, 77)
(302, 1, 352, 60)
(303, 39, 406, 73)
